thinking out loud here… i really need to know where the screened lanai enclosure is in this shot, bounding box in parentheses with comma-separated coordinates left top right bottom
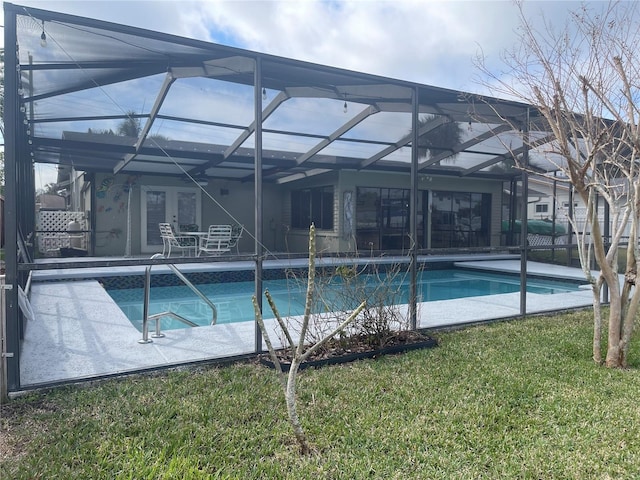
(2, 3, 594, 392)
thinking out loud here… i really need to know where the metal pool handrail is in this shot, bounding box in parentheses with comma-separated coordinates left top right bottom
(139, 254, 218, 344)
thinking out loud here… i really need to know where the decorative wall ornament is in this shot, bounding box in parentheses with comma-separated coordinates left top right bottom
(343, 190, 353, 240)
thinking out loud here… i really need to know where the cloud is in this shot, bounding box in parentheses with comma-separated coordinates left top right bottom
(6, 0, 598, 94)
(194, 0, 524, 91)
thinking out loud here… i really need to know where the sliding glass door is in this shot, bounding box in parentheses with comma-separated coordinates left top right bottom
(356, 187, 427, 251)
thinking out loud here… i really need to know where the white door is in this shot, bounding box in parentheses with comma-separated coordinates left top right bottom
(141, 186, 201, 253)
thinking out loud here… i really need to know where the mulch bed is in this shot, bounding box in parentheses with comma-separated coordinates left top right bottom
(260, 330, 438, 371)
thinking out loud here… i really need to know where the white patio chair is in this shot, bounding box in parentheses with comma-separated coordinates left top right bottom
(198, 224, 232, 256)
(158, 222, 197, 257)
(228, 224, 244, 254)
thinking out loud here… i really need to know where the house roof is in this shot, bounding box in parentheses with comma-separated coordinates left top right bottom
(8, 2, 565, 185)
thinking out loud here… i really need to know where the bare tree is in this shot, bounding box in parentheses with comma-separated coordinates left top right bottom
(253, 224, 365, 454)
(477, 1, 639, 367)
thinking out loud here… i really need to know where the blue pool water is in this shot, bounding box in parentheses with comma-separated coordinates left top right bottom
(106, 268, 583, 332)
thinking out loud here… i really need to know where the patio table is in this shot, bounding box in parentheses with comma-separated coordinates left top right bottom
(181, 231, 209, 253)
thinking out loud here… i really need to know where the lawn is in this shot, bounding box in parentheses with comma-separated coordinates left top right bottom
(1, 310, 639, 479)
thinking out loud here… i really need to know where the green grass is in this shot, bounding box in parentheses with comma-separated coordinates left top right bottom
(2, 310, 640, 479)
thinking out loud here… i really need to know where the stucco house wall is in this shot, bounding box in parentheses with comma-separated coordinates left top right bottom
(283, 170, 505, 253)
(74, 167, 508, 257)
(88, 172, 287, 256)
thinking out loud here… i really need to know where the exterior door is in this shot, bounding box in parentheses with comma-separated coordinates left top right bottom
(356, 187, 428, 251)
(141, 186, 201, 253)
(380, 188, 410, 250)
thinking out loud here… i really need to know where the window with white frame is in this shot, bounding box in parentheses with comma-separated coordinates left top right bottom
(535, 203, 549, 214)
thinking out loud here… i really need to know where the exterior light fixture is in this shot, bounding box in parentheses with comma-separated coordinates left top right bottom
(262, 87, 267, 101)
(343, 94, 348, 113)
(40, 20, 47, 47)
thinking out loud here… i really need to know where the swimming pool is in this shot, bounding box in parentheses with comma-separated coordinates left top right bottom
(105, 268, 584, 332)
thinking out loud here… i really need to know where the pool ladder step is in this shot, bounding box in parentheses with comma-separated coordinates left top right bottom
(138, 311, 199, 344)
(139, 254, 217, 344)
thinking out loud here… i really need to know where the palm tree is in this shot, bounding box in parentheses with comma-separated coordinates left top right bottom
(415, 114, 463, 161)
(114, 111, 170, 143)
(116, 111, 142, 137)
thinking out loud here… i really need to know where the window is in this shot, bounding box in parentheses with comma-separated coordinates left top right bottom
(535, 203, 549, 213)
(355, 187, 427, 250)
(291, 186, 334, 229)
(431, 190, 490, 248)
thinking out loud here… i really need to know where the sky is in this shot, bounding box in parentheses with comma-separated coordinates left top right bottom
(4, 0, 604, 90)
(0, 0, 615, 188)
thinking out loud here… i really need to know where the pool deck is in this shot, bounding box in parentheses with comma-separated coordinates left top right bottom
(18, 257, 596, 390)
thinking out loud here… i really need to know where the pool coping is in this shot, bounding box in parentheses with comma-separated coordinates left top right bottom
(29, 253, 521, 282)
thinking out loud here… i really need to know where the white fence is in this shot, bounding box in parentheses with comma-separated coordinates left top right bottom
(37, 211, 87, 256)
(554, 206, 637, 243)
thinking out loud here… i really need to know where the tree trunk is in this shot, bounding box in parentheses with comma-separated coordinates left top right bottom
(620, 274, 640, 367)
(605, 290, 623, 368)
(285, 360, 311, 455)
(591, 286, 603, 364)
(588, 207, 626, 368)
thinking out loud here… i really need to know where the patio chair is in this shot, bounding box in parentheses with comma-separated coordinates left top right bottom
(198, 224, 232, 257)
(158, 222, 197, 257)
(228, 224, 244, 254)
